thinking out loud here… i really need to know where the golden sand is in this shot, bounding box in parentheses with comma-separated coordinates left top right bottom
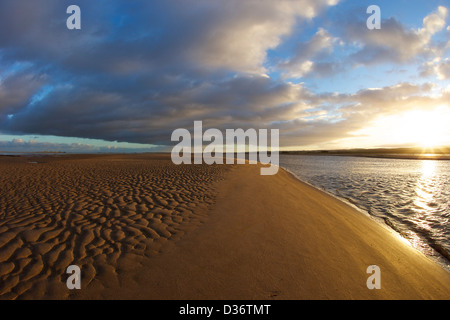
(0, 154, 449, 299)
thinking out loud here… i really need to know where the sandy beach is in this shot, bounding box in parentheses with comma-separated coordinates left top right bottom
(0, 154, 449, 299)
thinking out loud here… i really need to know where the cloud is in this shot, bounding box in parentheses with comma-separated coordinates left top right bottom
(0, 67, 47, 117)
(279, 28, 340, 78)
(421, 6, 448, 36)
(276, 82, 449, 148)
(0, 1, 448, 151)
(2, 73, 316, 145)
(345, 6, 448, 65)
(0, 0, 341, 144)
(437, 59, 450, 79)
(277, 5, 449, 81)
(420, 58, 450, 79)
(0, 137, 158, 153)
(0, 0, 339, 76)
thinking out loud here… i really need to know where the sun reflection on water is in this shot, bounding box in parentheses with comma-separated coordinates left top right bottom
(412, 160, 437, 230)
(420, 160, 436, 177)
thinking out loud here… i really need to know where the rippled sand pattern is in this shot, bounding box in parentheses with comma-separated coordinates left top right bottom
(0, 154, 229, 299)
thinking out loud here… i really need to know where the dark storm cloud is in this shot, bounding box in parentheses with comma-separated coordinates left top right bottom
(0, 0, 342, 147)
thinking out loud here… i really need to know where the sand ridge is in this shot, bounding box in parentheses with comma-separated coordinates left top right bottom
(0, 154, 230, 299)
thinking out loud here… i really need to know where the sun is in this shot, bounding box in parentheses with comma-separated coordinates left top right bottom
(354, 106, 450, 150)
(395, 109, 445, 149)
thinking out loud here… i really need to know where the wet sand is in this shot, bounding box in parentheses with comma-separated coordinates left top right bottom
(0, 154, 449, 299)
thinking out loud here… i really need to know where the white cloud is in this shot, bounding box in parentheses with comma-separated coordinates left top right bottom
(421, 6, 448, 36)
(347, 6, 449, 64)
(187, 0, 339, 75)
(436, 59, 450, 79)
(279, 28, 338, 78)
(420, 58, 450, 80)
(12, 138, 24, 144)
(278, 82, 450, 148)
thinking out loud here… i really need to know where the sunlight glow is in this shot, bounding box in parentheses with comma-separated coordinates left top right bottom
(395, 108, 448, 148)
(354, 105, 450, 149)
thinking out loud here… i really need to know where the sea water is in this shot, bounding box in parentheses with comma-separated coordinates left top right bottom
(279, 155, 450, 270)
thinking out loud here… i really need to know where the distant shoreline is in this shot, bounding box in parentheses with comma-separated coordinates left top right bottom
(281, 152, 450, 160)
(280, 147, 450, 160)
(2, 148, 450, 161)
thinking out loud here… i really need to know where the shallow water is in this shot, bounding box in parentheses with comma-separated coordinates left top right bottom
(279, 155, 450, 269)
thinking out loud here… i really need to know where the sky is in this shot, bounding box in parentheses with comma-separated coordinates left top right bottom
(0, 0, 449, 153)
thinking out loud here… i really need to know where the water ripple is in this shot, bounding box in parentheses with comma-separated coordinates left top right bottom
(280, 155, 450, 270)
